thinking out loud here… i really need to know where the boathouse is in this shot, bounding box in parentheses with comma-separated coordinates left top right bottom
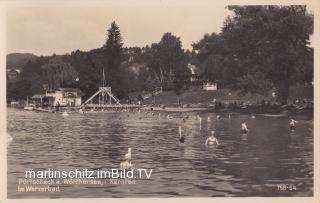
(46, 88, 83, 107)
(32, 88, 83, 107)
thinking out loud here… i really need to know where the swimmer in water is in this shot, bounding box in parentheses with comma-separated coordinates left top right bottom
(207, 117, 211, 122)
(205, 131, 219, 145)
(290, 118, 298, 131)
(241, 121, 249, 134)
(217, 115, 221, 119)
(178, 126, 185, 143)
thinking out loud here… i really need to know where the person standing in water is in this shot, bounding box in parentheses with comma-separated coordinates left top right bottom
(205, 131, 219, 145)
(178, 126, 185, 143)
(290, 118, 298, 131)
(241, 121, 249, 134)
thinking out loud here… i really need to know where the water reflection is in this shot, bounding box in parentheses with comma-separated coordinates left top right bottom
(7, 108, 313, 198)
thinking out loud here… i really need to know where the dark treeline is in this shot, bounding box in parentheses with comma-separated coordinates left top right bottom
(7, 6, 313, 104)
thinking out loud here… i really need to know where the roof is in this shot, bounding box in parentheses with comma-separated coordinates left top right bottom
(58, 88, 84, 96)
(31, 94, 46, 99)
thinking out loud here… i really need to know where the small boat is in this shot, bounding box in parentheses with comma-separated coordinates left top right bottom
(23, 106, 33, 110)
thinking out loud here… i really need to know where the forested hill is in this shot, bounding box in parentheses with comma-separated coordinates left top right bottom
(6, 53, 38, 69)
(7, 6, 314, 105)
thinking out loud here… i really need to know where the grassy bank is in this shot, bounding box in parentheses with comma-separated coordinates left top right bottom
(141, 85, 313, 107)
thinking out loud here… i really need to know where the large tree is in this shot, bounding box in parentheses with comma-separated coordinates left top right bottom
(102, 21, 126, 97)
(41, 56, 79, 90)
(193, 5, 313, 104)
(143, 33, 189, 90)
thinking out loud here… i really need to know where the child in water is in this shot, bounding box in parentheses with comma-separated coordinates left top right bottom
(290, 118, 298, 131)
(241, 121, 249, 134)
(205, 131, 219, 145)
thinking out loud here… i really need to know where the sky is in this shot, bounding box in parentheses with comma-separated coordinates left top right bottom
(6, 1, 232, 56)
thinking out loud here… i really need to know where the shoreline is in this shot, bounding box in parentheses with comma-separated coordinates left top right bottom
(8, 104, 313, 116)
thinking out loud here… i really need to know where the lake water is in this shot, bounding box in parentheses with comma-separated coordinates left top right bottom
(7, 108, 313, 198)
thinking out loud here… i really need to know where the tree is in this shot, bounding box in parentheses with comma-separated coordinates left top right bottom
(102, 21, 125, 97)
(103, 21, 123, 56)
(143, 33, 189, 89)
(12, 59, 45, 99)
(193, 6, 313, 104)
(41, 56, 79, 90)
(142, 33, 190, 104)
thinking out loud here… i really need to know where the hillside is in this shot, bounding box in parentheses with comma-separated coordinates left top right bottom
(6, 53, 38, 69)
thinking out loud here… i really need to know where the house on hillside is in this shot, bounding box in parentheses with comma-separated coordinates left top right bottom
(32, 88, 83, 107)
(7, 69, 20, 80)
(203, 81, 218, 91)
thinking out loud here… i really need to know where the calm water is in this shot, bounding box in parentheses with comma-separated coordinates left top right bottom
(7, 108, 313, 198)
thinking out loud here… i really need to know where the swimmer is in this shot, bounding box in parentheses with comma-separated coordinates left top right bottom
(207, 117, 211, 122)
(217, 115, 221, 119)
(228, 113, 231, 119)
(290, 118, 298, 131)
(179, 126, 185, 143)
(205, 131, 219, 145)
(251, 114, 256, 119)
(241, 121, 249, 134)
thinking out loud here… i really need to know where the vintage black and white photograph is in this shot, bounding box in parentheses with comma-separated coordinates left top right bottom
(5, 1, 315, 199)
